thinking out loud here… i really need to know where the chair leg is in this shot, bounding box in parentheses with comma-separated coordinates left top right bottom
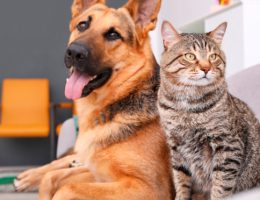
(50, 103, 56, 161)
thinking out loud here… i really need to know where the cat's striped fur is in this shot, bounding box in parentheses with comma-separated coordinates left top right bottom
(158, 21, 260, 200)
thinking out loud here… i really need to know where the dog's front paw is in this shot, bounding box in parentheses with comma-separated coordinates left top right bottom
(14, 168, 41, 192)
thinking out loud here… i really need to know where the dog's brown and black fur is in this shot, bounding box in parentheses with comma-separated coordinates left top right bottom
(15, 0, 174, 199)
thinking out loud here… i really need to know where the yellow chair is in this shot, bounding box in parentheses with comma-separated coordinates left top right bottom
(0, 78, 55, 159)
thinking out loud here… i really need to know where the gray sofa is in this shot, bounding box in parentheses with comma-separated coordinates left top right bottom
(228, 64, 260, 121)
(227, 64, 260, 199)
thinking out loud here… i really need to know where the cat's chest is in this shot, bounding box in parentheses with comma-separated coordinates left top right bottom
(177, 127, 213, 161)
(176, 127, 214, 189)
(164, 112, 215, 167)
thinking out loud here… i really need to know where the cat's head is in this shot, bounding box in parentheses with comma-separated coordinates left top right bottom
(160, 21, 227, 86)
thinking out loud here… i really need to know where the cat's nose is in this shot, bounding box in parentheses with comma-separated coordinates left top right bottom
(201, 67, 210, 74)
(199, 60, 211, 74)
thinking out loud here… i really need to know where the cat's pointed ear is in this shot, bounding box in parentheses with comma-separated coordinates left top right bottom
(207, 22, 227, 46)
(71, 0, 106, 19)
(124, 0, 161, 42)
(161, 20, 180, 50)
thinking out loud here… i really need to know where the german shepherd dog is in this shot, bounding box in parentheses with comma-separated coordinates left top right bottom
(14, 0, 173, 199)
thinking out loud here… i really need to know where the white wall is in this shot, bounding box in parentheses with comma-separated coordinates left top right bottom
(150, 0, 215, 62)
(204, 4, 244, 77)
(241, 0, 260, 68)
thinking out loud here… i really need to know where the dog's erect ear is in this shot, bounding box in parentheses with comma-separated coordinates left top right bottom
(71, 0, 106, 19)
(161, 20, 180, 50)
(124, 0, 161, 39)
(207, 22, 227, 46)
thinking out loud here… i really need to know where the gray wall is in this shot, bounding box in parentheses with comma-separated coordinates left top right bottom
(0, 0, 126, 166)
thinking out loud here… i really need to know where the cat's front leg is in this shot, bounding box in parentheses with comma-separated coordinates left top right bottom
(173, 164, 192, 200)
(210, 143, 243, 200)
(167, 138, 192, 200)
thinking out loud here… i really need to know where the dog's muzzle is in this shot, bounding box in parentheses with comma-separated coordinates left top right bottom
(64, 42, 112, 100)
(65, 42, 90, 72)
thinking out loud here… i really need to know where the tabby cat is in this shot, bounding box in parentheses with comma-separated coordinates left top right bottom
(158, 21, 260, 200)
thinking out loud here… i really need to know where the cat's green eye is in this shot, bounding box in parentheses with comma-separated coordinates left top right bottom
(209, 54, 217, 61)
(184, 53, 196, 61)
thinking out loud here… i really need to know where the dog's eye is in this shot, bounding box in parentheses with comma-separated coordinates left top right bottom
(104, 28, 122, 41)
(76, 16, 92, 32)
(77, 21, 90, 32)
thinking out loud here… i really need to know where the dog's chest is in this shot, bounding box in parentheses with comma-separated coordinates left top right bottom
(75, 133, 117, 183)
(74, 131, 96, 164)
(74, 122, 121, 179)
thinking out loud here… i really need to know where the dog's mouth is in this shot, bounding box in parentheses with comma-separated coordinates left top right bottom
(65, 67, 112, 100)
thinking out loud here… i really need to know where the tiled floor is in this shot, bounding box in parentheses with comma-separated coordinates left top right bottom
(0, 193, 38, 200)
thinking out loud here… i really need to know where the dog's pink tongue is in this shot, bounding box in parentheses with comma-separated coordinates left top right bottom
(65, 70, 91, 100)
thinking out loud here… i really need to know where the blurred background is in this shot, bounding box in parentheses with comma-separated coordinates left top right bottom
(0, 0, 259, 166)
(0, 0, 126, 166)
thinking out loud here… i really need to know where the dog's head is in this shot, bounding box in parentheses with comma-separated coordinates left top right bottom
(64, 0, 161, 100)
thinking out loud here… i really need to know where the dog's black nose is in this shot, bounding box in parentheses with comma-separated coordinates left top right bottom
(65, 43, 89, 71)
